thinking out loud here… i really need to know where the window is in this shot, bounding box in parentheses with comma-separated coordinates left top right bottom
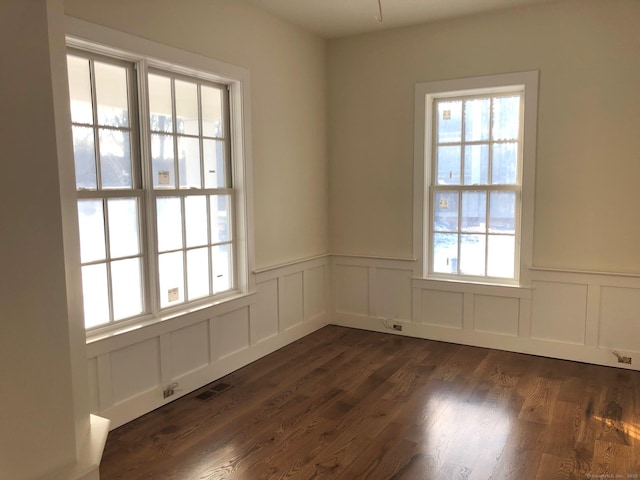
(414, 72, 538, 285)
(66, 40, 249, 330)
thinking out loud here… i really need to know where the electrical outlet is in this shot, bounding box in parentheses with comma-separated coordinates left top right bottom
(618, 356, 632, 365)
(393, 324, 402, 331)
(163, 382, 179, 399)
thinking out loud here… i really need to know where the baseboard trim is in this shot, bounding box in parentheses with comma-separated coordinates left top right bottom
(332, 313, 639, 372)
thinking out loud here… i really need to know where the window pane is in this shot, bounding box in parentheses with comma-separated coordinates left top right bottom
(185, 195, 208, 247)
(82, 263, 110, 328)
(433, 233, 458, 274)
(94, 61, 129, 128)
(203, 139, 227, 188)
(492, 143, 518, 185)
(175, 80, 199, 136)
(210, 195, 232, 244)
(99, 129, 132, 189)
(107, 198, 140, 258)
(460, 234, 486, 276)
(72, 126, 97, 189)
(463, 144, 488, 185)
(159, 251, 184, 308)
(111, 258, 143, 320)
(437, 101, 461, 143)
(77, 200, 106, 263)
(156, 197, 183, 252)
(67, 55, 93, 124)
(151, 134, 175, 188)
(464, 98, 490, 142)
(148, 74, 173, 133)
(492, 96, 520, 141)
(201, 85, 223, 138)
(461, 191, 486, 233)
(436, 146, 461, 185)
(434, 191, 458, 232)
(489, 191, 516, 234)
(178, 136, 201, 188)
(212, 244, 232, 293)
(187, 247, 210, 300)
(487, 235, 515, 278)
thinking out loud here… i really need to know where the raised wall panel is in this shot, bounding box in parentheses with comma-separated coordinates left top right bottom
(170, 321, 209, 378)
(217, 307, 250, 359)
(599, 286, 640, 353)
(421, 289, 463, 329)
(88, 357, 99, 413)
(279, 272, 304, 330)
(335, 265, 369, 316)
(375, 268, 412, 321)
(474, 295, 519, 336)
(253, 279, 279, 343)
(531, 281, 587, 345)
(110, 338, 160, 404)
(305, 266, 326, 319)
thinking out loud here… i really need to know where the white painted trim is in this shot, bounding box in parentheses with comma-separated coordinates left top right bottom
(413, 71, 539, 286)
(413, 277, 532, 298)
(46, 415, 110, 480)
(65, 16, 256, 338)
(333, 312, 638, 372)
(254, 255, 330, 283)
(330, 254, 640, 371)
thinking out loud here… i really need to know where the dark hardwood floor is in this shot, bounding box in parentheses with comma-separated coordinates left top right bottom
(100, 326, 640, 479)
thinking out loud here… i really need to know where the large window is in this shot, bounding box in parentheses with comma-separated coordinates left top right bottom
(67, 45, 244, 330)
(414, 72, 538, 285)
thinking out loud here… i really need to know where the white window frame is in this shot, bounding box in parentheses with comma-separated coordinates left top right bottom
(63, 17, 255, 334)
(413, 71, 538, 286)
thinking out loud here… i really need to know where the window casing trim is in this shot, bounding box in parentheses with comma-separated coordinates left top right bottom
(64, 17, 255, 336)
(413, 71, 538, 287)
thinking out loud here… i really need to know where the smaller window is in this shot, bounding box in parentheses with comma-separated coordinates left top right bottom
(431, 92, 523, 280)
(414, 72, 538, 286)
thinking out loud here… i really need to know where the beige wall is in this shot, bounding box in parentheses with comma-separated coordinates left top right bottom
(328, 0, 640, 273)
(64, 0, 329, 270)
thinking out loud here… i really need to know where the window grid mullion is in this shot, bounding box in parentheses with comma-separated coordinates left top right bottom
(207, 195, 214, 296)
(180, 196, 189, 302)
(88, 60, 103, 191)
(101, 198, 116, 323)
(171, 78, 179, 188)
(484, 191, 490, 276)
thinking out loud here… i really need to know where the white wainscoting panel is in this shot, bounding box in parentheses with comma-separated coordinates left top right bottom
(278, 272, 304, 331)
(110, 338, 161, 404)
(420, 289, 463, 329)
(87, 357, 99, 413)
(87, 255, 330, 429)
(599, 286, 640, 353)
(253, 279, 279, 343)
(474, 294, 519, 336)
(305, 265, 326, 320)
(216, 307, 250, 359)
(375, 268, 413, 321)
(331, 256, 639, 372)
(334, 264, 369, 316)
(531, 281, 587, 345)
(170, 320, 210, 378)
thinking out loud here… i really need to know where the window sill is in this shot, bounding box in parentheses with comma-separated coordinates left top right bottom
(412, 276, 531, 299)
(86, 290, 256, 345)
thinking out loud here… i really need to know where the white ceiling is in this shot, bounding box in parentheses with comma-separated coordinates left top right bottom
(245, 0, 559, 38)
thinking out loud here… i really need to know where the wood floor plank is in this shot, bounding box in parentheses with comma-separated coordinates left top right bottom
(100, 326, 640, 480)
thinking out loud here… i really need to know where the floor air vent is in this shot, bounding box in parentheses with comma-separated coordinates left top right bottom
(195, 382, 233, 401)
